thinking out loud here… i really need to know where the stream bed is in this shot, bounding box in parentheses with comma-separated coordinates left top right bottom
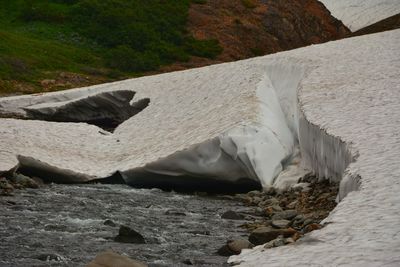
(0, 184, 255, 267)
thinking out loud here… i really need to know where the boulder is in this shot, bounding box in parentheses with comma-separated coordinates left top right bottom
(218, 239, 254, 256)
(249, 226, 297, 245)
(86, 250, 147, 267)
(114, 225, 145, 244)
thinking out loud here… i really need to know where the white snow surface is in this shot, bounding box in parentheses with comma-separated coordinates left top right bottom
(319, 0, 400, 31)
(228, 30, 400, 266)
(0, 56, 299, 188)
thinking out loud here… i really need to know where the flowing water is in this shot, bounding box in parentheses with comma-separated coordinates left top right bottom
(0, 184, 256, 267)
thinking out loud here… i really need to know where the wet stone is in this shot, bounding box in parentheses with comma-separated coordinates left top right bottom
(218, 239, 254, 256)
(221, 210, 244, 220)
(87, 250, 147, 267)
(249, 226, 297, 245)
(35, 253, 63, 262)
(165, 209, 186, 216)
(11, 173, 39, 189)
(272, 210, 297, 220)
(271, 219, 291, 229)
(114, 225, 146, 244)
(104, 219, 117, 227)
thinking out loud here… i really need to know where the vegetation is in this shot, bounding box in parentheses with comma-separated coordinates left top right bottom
(0, 0, 222, 94)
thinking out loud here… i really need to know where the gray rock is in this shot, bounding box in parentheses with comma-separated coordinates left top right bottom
(252, 196, 262, 205)
(218, 239, 254, 256)
(227, 239, 254, 254)
(36, 253, 63, 261)
(114, 225, 145, 244)
(303, 218, 314, 226)
(247, 190, 262, 197)
(287, 200, 298, 209)
(44, 224, 68, 232)
(249, 226, 297, 245)
(271, 219, 291, 229)
(165, 209, 186, 216)
(12, 173, 39, 188)
(87, 250, 147, 267)
(221, 210, 244, 220)
(0, 177, 14, 195)
(104, 219, 117, 227)
(272, 210, 297, 220)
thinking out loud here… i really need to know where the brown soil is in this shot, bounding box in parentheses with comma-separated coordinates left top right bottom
(351, 13, 400, 37)
(161, 0, 350, 72)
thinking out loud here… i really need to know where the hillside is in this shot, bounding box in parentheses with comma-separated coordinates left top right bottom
(0, 0, 349, 95)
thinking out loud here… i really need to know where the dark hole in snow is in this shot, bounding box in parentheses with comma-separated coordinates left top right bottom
(122, 172, 262, 194)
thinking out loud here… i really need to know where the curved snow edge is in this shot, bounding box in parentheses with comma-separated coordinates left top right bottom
(298, 108, 359, 200)
(120, 61, 306, 189)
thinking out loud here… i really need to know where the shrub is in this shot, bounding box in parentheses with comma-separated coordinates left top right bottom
(185, 38, 223, 59)
(241, 0, 257, 9)
(105, 45, 160, 72)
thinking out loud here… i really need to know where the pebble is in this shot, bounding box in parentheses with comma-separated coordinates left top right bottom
(303, 223, 322, 233)
(249, 226, 297, 245)
(271, 219, 291, 229)
(272, 210, 297, 220)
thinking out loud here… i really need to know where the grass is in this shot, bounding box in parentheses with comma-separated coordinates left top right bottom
(0, 0, 222, 94)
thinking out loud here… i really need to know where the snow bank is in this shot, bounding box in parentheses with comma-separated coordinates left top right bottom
(319, 0, 400, 31)
(0, 59, 301, 189)
(229, 30, 400, 266)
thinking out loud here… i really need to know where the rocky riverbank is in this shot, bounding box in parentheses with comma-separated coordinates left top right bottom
(218, 175, 339, 257)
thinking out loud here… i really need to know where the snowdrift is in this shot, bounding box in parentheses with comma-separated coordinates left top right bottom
(319, 0, 400, 31)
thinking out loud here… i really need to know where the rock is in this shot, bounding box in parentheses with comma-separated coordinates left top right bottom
(86, 250, 147, 267)
(228, 239, 254, 254)
(303, 218, 314, 226)
(247, 190, 262, 197)
(287, 200, 298, 209)
(251, 196, 262, 205)
(303, 223, 322, 233)
(104, 219, 117, 227)
(12, 173, 39, 188)
(272, 210, 297, 220)
(249, 226, 297, 245)
(165, 209, 186, 216)
(0, 177, 14, 195)
(258, 197, 279, 207)
(182, 258, 195, 265)
(188, 230, 210, 235)
(114, 225, 145, 244)
(218, 239, 254, 256)
(221, 210, 244, 220)
(285, 237, 295, 244)
(44, 224, 68, 232)
(36, 253, 63, 261)
(263, 235, 285, 249)
(40, 79, 56, 87)
(271, 219, 291, 229)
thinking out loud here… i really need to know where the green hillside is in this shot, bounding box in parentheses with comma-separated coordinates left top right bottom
(0, 0, 221, 94)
